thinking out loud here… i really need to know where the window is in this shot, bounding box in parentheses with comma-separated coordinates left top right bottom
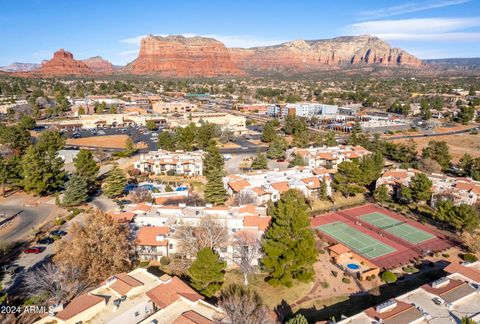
(135, 311, 140, 317)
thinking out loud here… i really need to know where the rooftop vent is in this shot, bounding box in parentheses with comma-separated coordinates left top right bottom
(431, 277, 450, 289)
(376, 299, 397, 313)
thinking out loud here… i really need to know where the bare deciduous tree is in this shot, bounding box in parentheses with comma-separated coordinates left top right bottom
(217, 284, 271, 324)
(54, 211, 135, 283)
(232, 231, 261, 285)
(129, 187, 152, 203)
(23, 263, 90, 305)
(173, 216, 228, 258)
(461, 230, 480, 256)
(234, 191, 257, 205)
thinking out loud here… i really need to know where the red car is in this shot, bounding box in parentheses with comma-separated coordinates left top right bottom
(23, 247, 45, 254)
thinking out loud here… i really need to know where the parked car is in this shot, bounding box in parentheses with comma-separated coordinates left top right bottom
(49, 230, 67, 236)
(432, 297, 443, 305)
(23, 247, 45, 254)
(36, 237, 54, 245)
(276, 159, 286, 162)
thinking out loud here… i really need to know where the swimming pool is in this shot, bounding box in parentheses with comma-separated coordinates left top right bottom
(347, 263, 360, 270)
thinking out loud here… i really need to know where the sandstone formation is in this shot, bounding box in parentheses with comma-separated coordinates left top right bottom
(229, 35, 422, 73)
(33, 49, 94, 76)
(124, 35, 244, 76)
(82, 56, 115, 73)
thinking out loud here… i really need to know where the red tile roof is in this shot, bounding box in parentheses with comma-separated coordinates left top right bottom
(228, 180, 251, 193)
(301, 177, 321, 189)
(239, 204, 257, 215)
(106, 273, 143, 295)
(136, 227, 170, 246)
(445, 262, 480, 283)
(173, 311, 213, 324)
(108, 211, 135, 223)
(132, 203, 152, 212)
(146, 277, 203, 308)
(154, 195, 187, 205)
(243, 215, 271, 231)
(56, 293, 105, 320)
(271, 181, 289, 193)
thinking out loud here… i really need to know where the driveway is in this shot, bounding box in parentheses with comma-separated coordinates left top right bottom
(0, 205, 54, 243)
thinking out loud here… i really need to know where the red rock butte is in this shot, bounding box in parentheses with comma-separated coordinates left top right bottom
(33, 49, 94, 76)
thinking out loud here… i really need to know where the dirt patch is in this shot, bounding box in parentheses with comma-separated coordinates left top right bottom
(392, 133, 480, 162)
(66, 135, 129, 149)
(220, 142, 241, 149)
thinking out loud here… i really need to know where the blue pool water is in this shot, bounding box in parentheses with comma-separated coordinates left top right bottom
(347, 263, 360, 270)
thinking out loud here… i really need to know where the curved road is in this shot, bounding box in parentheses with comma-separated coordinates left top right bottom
(0, 205, 53, 243)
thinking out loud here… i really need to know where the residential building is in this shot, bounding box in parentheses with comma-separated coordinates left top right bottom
(284, 103, 339, 118)
(36, 269, 223, 324)
(376, 169, 480, 206)
(267, 104, 281, 117)
(223, 166, 332, 205)
(339, 262, 480, 324)
(287, 145, 371, 170)
(134, 150, 204, 176)
(116, 203, 270, 264)
(152, 101, 198, 114)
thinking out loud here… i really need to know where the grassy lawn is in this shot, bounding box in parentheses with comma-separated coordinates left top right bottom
(310, 193, 366, 213)
(296, 295, 349, 312)
(222, 270, 314, 308)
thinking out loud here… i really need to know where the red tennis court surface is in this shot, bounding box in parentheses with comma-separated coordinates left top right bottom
(311, 204, 456, 269)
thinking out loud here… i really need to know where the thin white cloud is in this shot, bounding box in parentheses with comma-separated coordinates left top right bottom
(119, 33, 286, 48)
(374, 32, 480, 41)
(347, 17, 480, 35)
(359, 0, 470, 19)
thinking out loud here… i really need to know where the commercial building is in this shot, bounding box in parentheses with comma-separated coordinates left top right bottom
(36, 268, 224, 324)
(376, 169, 480, 206)
(170, 112, 247, 135)
(237, 103, 271, 115)
(50, 112, 166, 130)
(133, 150, 204, 176)
(152, 101, 198, 114)
(288, 145, 371, 170)
(224, 166, 332, 206)
(284, 103, 339, 118)
(339, 262, 480, 324)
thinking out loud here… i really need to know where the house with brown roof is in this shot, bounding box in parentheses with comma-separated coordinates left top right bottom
(376, 169, 480, 206)
(36, 269, 223, 324)
(288, 145, 371, 170)
(134, 150, 204, 176)
(136, 226, 170, 261)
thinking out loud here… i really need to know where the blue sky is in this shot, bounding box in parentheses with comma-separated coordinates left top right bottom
(0, 0, 479, 65)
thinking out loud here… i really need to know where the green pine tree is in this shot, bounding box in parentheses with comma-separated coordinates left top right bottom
(37, 130, 65, 154)
(261, 121, 277, 143)
(333, 161, 366, 197)
(251, 152, 268, 170)
(286, 314, 309, 324)
(203, 142, 224, 178)
(267, 137, 287, 160)
(62, 174, 89, 207)
(157, 131, 176, 151)
(373, 184, 390, 205)
(188, 247, 226, 297)
(262, 189, 317, 287)
(74, 149, 99, 188)
(204, 170, 228, 205)
(124, 137, 137, 156)
(409, 173, 433, 204)
(103, 163, 127, 198)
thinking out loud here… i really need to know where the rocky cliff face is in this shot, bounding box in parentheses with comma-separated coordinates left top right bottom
(34, 49, 94, 76)
(82, 56, 115, 73)
(124, 35, 243, 76)
(229, 35, 422, 73)
(0, 62, 40, 72)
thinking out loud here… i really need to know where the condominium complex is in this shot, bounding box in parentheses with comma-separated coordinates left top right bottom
(376, 169, 480, 206)
(339, 262, 480, 323)
(110, 203, 269, 265)
(133, 150, 204, 176)
(287, 145, 371, 170)
(36, 268, 223, 324)
(224, 166, 332, 206)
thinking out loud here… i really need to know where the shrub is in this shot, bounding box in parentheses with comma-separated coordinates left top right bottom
(160, 256, 171, 266)
(139, 261, 150, 268)
(381, 270, 397, 284)
(462, 253, 478, 262)
(342, 277, 351, 284)
(318, 249, 326, 254)
(320, 281, 329, 288)
(331, 270, 338, 277)
(370, 274, 376, 279)
(54, 218, 65, 226)
(442, 253, 449, 258)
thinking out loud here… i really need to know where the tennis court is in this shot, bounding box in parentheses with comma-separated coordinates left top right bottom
(316, 221, 396, 259)
(358, 212, 435, 244)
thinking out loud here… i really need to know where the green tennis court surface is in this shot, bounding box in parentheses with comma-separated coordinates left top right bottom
(358, 212, 434, 244)
(316, 221, 396, 259)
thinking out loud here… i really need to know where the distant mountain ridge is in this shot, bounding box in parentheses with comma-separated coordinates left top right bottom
(13, 34, 480, 77)
(0, 62, 40, 72)
(423, 58, 480, 71)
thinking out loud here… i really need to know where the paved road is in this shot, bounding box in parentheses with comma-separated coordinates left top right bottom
(0, 205, 54, 243)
